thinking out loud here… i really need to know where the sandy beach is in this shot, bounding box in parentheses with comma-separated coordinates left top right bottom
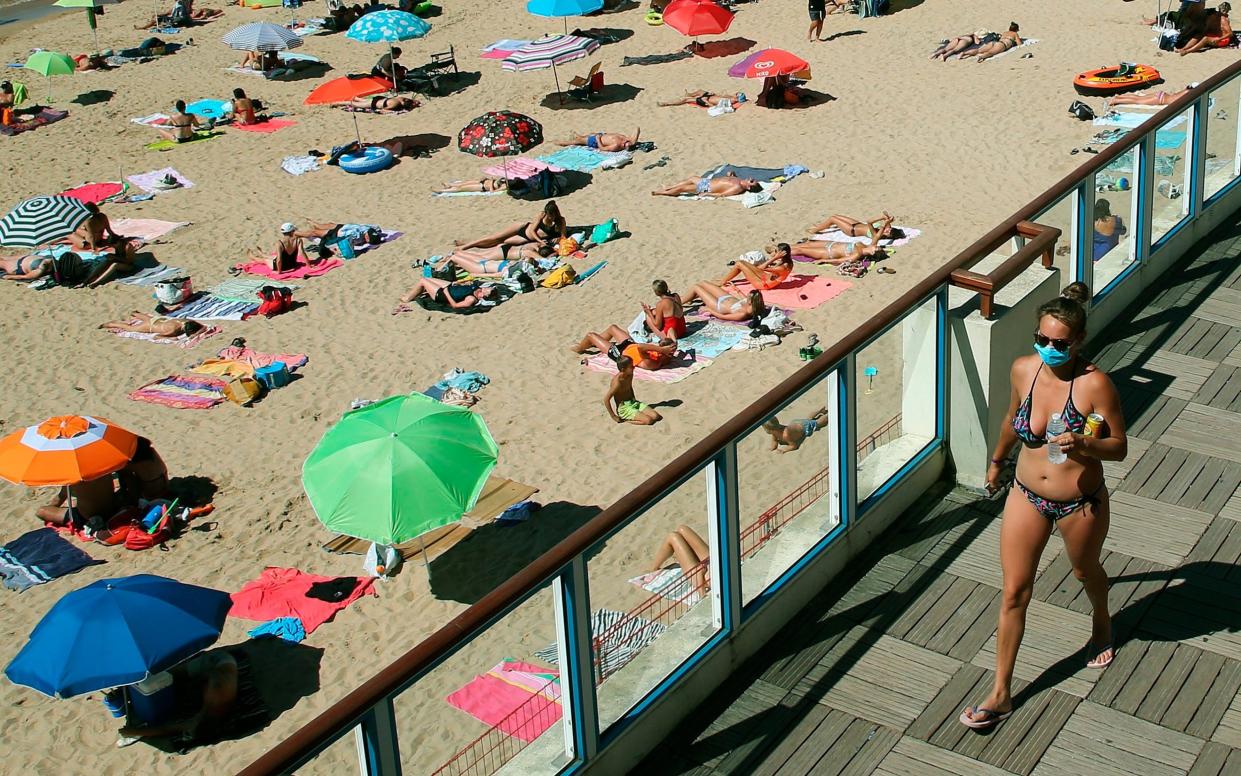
(0, 0, 1235, 771)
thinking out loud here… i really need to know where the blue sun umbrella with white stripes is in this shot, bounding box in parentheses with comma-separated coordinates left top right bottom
(346, 11, 430, 86)
(0, 196, 92, 248)
(221, 21, 304, 52)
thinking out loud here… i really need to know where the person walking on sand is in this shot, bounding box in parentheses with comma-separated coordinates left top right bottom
(604, 356, 662, 425)
(808, 0, 826, 41)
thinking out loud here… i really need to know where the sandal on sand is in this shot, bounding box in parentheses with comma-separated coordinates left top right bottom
(959, 706, 1012, 730)
(1086, 642, 1114, 669)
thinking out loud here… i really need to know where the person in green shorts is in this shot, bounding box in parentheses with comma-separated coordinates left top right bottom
(605, 356, 662, 425)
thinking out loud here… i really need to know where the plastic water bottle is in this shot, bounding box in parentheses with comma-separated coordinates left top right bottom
(1046, 412, 1067, 464)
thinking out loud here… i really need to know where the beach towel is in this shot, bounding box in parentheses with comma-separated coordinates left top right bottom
(208, 277, 297, 302)
(629, 567, 702, 605)
(160, 294, 258, 321)
(247, 616, 306, 643)
(281, 154, 322, 176)
(583, 352, 711, 383)
(483, 38, 532, 53)
(446, 660, 561, 743)
(0, 108, 68, 136)
(127, 167, 194, 193)
(107, 320, 220, 349)
(214, 345, 308, 371)
(233, 118, 296, 134)
(130, 371, 230, 409)
(0, 528, 102, 592)
(432, 189, 506, 198)
(59, 181, 126, 204)
(730, 274, 850, 310)
(982, 38, 1039, 61)
(533, 609, 665, 678)
(131, 112, 171, 126)
(806, 225, 922, 248)
(234, 257, 343, 280)
(185, 99, 230, 120)
(678, 180, 781, 205)
(145, 131, 222, 151)
(229, 567, 376, 634)
(481, 156, 565, 180)
(538, 146, 630, 172)
(109, 218, 189, 242)
(344, 228, 402, 256)
(1094, 112, 1186, 131)
(702, 163, 808, 183)
(677, 320, 748, 359)
(621, 50, 694, 66)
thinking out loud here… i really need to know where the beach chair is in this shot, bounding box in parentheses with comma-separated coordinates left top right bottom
(565, 62, 603, 103)
(403, 45, 458, 96)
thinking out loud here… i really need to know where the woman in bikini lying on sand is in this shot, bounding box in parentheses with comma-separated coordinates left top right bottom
(658, 90, 747, 108)
(792, 235, 889, 265)
(714, 244, 794, 290)
(556, 128, 640, 152)
(680, 283, 768, 322)
(649, 525, 710, 591)
(960, 22, 1021, 62)
(1106, 83, 1197, 107)
(806, 212, 901, 241)
(432, 176, 509, 194)
(651, 174, 762, 198)
(100, 312, 205, 340)
(429, 243, 554, 277)
(454, 201, 566, 250)
(347, 94, 419, 113)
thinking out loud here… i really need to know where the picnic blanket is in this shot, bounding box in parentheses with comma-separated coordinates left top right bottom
(0, 528, 102, 592)
(583, 352, 711, 383)
(109, 218, 189, 242)
(807, 225, 922, 248)
(446, 660, 561, 743)
(0, 108, 68, 136)
(234, 257, 343, 280)
(162, 294, 259, 321)
(229, 567, 376, 635)
(233, 118, 296, 134)
(107, 321, 220, 349)
(538, 146, 630, 172)
(59, 181, 126, 204)
(533, 609, 665, 678)
(127, 167, 194, 193)
(730, 275, 851, 310)
(481, 156, 564, 180)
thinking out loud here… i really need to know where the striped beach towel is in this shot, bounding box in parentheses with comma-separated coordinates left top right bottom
(533, 609, 665, 678)
(163, 295, 259, 321)
(116, 264, 186, 286)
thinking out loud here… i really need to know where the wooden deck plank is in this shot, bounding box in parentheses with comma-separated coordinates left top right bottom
(837, 723, 900, 776)
(1136, 645, 1201, 724)
(902, 576, 977, 647)
(1103, 436, 1153, 487)
(1210, 687, 1241, 748)
(1159, 403, 1241, 463)
(1106, 491, 1214, 565)
(1138, 350, 1218, 400)
(924, 583, 998, 661)
(1003, 688, 1081, 775)
(1159, 451, 1213, 507)
(927, 517, 1057, 591)
(1137, 446, 1191, 500)
(749, 702, 834, 776)
(1188, 741, 1236, 776)
(1118, 442, 1171, 494)
(1163, 650, 1227, 732)
(1204, 325, 1241, 364)
(817, 718, 892, 776)
(1112, 640, 1178, 715)
(769, 708, 853, 776)
(1032, 701, 1204, 776)
(873, 737, 1013, 776)
(972, 600, 1100, 697)
(1187, 659, 1241, 740)
(906, 663, 987, 743)
(1222, 491, 1241, 523)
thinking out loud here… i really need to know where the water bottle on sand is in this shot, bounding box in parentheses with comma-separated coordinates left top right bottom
(1046, 412, 1067, 464)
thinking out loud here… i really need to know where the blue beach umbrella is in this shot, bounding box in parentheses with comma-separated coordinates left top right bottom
(346, 10, 431, 86)
(527, 0, 603, 34)
(5, 574, 231, 698)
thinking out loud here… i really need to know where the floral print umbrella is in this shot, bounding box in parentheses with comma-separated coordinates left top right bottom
(457, 111, 544, 158)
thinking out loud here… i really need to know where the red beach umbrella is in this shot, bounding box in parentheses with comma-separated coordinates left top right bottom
(662, 0, 734, 38)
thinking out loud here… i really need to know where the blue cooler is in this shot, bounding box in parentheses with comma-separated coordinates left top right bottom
(255, 361, 291, 390)
(127, 671, 175, 724)
(332, 238, 357, 259)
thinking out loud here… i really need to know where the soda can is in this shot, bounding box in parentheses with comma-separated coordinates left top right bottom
(1084, 413, 1104, 437)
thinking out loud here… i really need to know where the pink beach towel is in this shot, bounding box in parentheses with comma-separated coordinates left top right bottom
(446, 660, 561, 743)
(583, 353, 711, 383)
(481, 156, 564, 180)
(110, 218, 189, 241)
(232, 118, 296, 134)
(60, 182, 125, 204)
(214, 345, 308, 370)
(230, 567, 376, 634)
(235, 257, 343, 280)
(730, 275, 851, 310)
(108, 322, 220, 349)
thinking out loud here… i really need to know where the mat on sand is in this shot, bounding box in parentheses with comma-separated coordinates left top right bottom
(234, 257, 343, 280)
(729, 274, 851, 310)
(583, 352, 711, 383)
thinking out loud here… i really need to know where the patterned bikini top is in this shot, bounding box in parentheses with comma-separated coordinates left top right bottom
(1012, 362, 1086, 446)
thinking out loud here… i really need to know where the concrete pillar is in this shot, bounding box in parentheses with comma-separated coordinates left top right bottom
(948, 267, 1062, 490)
(900, 298, 939, 440)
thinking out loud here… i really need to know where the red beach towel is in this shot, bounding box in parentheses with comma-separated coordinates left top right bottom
(230, 567, 376, 634)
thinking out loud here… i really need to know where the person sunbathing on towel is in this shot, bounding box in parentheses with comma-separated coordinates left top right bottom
(763, 407, 828, 452)
(658, 90, 746, 108)
(0, 254, 53, 282)
(556, 128, 640, 152)
(348, 94, 419, 113)
(807, 212, 901, 241)
(604, 356, 663, 425)
(792, 236, 888, 265)
(715, 243, 793, 290)
(649, 525, 708, 588)
(432, 176, 509, 194)
(116, 651, 238, 748)
(238, 49, 279, 72)
(651, 174, 762, 197)
(394, 277, 495, 313)
(1105, 83, 1196, 107)
(1178, 2, 1232, 54)
(431, 243, 553, 277)
(930, 32, 988, 60)
(36, 476, 115, 527)
(643, 279, 687, 339)
(571, 324, 678, 371)
(101, 312, 204, 339)
(680, 283, 767, 322)
(960, 22, 1021, 62)
(247, 223, 312, 273)
(84, 250, 137, 287)
(455, 201, 566, 249)
(70, 202, 132, 255)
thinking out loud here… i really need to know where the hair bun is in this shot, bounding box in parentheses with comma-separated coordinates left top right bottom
(1060, 281, 1092, 306)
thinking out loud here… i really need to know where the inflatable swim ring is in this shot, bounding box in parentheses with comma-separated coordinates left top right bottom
(1074, 64, 1161, 96)
(338, 146, 394, 174)
(645, 10, 663, 25)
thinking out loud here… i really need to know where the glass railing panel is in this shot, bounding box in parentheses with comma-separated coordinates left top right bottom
(855, 295, 939, 505)
(1151, 107, 1194, 246)
(394, 584, 561, 776)
(1205, 75, 1241, 201)
(297, 726, 367, 775)
(737, 369, 841, 606)
(586, 470, 716, 732)
(1034, 193, 1077, 280)
(1093, 146, 1138, 291)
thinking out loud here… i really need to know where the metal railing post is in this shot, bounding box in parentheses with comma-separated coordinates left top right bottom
(354, 698, 402, 776)
(839, 357, 858, 523)
(553, 558, 599, 764)
(1191, 95, 1208, 217)
(1077, 181, 1095, 291)
(1136, 132, 1155, 265)
(706, 445, 741, 632)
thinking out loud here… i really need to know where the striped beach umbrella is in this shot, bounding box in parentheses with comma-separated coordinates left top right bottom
(0, 415, 139, 487)
(501, 35, 599, 96)
(0, 196, 92, 249)
(221, 21, 304, 52)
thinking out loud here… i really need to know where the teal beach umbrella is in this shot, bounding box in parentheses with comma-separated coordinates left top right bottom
(303, 393, 498, 546)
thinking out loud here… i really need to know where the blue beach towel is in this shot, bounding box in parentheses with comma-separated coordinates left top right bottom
(538, 146, 624, 172)
(677, 321, 746, 359)
(248, 616, 307, 643)
(0, 528, 103, 592)
(186, 99, 230, 120)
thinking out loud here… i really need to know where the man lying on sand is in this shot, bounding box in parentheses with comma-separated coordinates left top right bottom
(651, 174, 761, 197)
(100, 312, 206, 340)
(556, 128, 640, 152)
(571, 324, 678, 371)
(763, 407, 828, 452)
(394, 277, 496, 313)
(604, 356, 662, 425)
(658, 90, 746, 108)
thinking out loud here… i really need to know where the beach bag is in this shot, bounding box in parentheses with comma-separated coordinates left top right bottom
(154, 276, 193, 305)
(125, 524, 169, 551)
(590, 219, 619, 245)
(541, 263, 577, 288)
(223, 375, 263, 405)
(1068, 101, 1095, 121)
(556, 237, 579, 256)
(51, 252, 89, 286)
(509, 169, 563, 200)
(255, 286, 293, 317)
(364, 542, 402, 577)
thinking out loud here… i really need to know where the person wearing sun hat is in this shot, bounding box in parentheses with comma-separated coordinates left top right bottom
(245, 223, 311, 273)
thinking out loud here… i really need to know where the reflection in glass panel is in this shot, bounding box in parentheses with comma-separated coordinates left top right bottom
(1093, 147, 1137, 291)
(1151, 108, 1193, 246)
(737, 372, 840, 605)
(1034, 194, 1076, 279)
(855, 296, 939, 503)
(1206, 77, 1241, 201)
(394, 586, 561, 775)
(588, 471, 715, 732)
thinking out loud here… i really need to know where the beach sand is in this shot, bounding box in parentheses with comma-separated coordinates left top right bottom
(0, 0, 1234, 771)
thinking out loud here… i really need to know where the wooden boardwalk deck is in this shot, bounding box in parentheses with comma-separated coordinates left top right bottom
(639, 216, 1241, 776)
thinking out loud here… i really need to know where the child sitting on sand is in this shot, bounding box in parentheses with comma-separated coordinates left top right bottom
(763, 407, 828, 452)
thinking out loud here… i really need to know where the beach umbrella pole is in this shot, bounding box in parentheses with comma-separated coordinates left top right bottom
(389, 42, 398, 91)
(553, 61, 563, 103)
(352, 111, 361, 146)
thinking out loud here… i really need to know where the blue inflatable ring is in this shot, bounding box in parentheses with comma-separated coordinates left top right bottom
(339, 146, 394, 174)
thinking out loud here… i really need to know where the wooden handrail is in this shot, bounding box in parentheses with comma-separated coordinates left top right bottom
(234, 55, 1241, 776)
(949, 221, 1060, 319)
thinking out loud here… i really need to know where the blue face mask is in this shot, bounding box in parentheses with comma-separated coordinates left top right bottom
(1034, 342, 1072, 367)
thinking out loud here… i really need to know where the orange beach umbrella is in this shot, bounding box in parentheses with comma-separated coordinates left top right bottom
(0, 415, 138, 487)
(304, 75, 393, 105)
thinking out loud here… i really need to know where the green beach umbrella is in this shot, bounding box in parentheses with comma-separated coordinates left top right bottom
(54, 0, 118, 53)
(302, 393, 499, 547)
(23, 52, 76, 101)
